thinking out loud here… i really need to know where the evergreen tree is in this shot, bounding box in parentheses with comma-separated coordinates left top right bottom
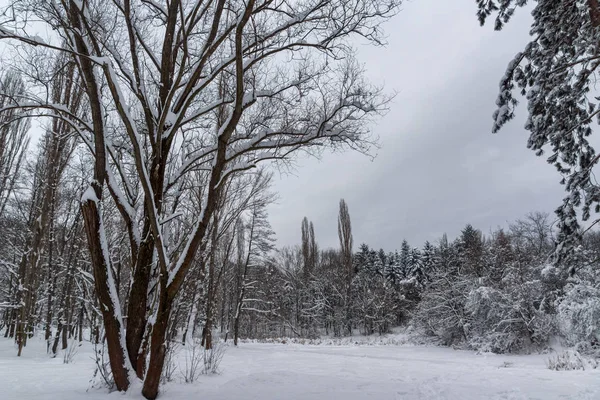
(477, 0, 600, 259)
(399, 240, 411, 279)
(421, 241, 437, 280)
(409, 248, 423, 283)
(460, 224, 485, 277)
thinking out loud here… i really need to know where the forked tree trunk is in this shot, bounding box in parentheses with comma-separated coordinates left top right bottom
(141, 290, 172, 400)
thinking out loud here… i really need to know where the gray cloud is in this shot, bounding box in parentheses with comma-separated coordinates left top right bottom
(267, 0, 564, 250)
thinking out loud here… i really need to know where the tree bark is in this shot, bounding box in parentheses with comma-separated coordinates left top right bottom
(81, 190, 130, 391)
(125, 219, 154, 378)
(141, 291, 172, 400)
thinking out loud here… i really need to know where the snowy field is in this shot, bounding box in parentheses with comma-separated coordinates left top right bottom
(2, 337, 600, 400)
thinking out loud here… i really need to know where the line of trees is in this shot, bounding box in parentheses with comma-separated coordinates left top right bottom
(235, 208, 600, 356)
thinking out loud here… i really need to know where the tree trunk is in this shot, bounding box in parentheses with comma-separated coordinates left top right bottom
(78, 304, 84, 342)
(62, 261, 74, 350)
(81, 190, 131, 392)
(45, 263, 57, 349)
(182, 291, 197, 346)
(141, 292, 172, 400)
(51, 319, 62, 355)
(126, 219, 153, 378)
(202, 215, 219, 350)
(44, 187, 57, 347)
(61, 324, 68, 350)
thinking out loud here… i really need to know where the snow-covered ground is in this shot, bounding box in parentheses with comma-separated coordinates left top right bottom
(2, 337, 599, 400)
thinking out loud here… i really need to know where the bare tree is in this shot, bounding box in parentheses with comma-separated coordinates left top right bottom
(509, 212, 553, 257)
(232, 200, 275, 345)
(1, 0, 399, 397)
(199, 169, 273, 348)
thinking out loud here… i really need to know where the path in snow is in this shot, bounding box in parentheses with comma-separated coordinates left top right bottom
(1, 338, 599, 399)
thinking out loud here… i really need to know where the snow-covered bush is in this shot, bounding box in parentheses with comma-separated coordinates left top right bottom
(558, 283, 600, 348)
(414, 270, 472, 346)
(547, 350, 598, 371)
(468, 332, 521, 354)
(463, 281, 557, 354)
(464, 287, 523, 353)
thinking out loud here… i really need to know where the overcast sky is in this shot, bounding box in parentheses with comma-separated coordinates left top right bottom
(267, 0, 564, 251)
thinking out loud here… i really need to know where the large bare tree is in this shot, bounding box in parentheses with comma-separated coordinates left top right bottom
(1, 0, 400, 397)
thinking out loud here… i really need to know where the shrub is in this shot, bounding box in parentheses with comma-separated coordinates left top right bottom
(202, 341, 226, 375)
(547, 350, 598, 371)
(558, 283, 600, 346)
(180, 338, 226, 383)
